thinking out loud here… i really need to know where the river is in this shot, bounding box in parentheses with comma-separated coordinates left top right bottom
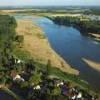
(14, 15, 100, 90)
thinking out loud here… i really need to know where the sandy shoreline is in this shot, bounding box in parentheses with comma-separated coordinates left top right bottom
(82, 58, 100, 72)
(16, 19, 79, 75)
(89, 33, 100, 41)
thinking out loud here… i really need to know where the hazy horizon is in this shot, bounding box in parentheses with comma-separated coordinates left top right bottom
(0, 0, 100, 6)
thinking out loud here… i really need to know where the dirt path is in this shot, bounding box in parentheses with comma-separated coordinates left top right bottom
(16, 19, 79, 75)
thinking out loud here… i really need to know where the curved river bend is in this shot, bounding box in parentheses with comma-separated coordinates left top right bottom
(15, 15, 100, 90)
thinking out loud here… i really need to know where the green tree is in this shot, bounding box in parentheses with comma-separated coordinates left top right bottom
(46, 59, 51, 76)
(29, 73, 42, 85)
(15, 35, 24, 47)
(52, 86, 61, 100)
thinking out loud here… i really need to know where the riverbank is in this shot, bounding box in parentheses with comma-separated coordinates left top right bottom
(47, 15, 100, 36)
(0, 11, 100, 98)
(16, 18, 79, 75)
(47, 16, 100, 72)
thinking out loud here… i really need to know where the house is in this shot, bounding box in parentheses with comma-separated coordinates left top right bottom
(33, 85, 41, 90)
(10, 71, 25, 82)
(76, 92, 82, 99)
(13, 74, 25, 82)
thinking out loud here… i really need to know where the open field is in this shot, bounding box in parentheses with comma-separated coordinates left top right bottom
(16, 19, 79, 75)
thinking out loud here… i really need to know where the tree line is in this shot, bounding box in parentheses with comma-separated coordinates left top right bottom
(50, 16, 100, 36)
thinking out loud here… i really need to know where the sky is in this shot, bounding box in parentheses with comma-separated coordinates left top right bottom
(0, 0, 100, 6)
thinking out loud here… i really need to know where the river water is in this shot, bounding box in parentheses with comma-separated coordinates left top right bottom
(14, 15, 100, 90)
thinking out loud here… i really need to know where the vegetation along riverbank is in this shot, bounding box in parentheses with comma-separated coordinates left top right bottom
(47, 15, 100, 41)
(0, 13, 100, 99)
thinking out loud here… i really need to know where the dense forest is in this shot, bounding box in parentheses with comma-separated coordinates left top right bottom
(0, 15, 17, 67)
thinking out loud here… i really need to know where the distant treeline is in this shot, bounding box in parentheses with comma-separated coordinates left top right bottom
(83, 9, 100, 15)
(49, 16, 100, 35)
(14, 10, 69, 14)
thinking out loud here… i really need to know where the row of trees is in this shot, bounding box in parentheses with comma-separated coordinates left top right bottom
(0, 15, 24, 85)
(50, 16, 100, 35)
(0, 15, 16, 66)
